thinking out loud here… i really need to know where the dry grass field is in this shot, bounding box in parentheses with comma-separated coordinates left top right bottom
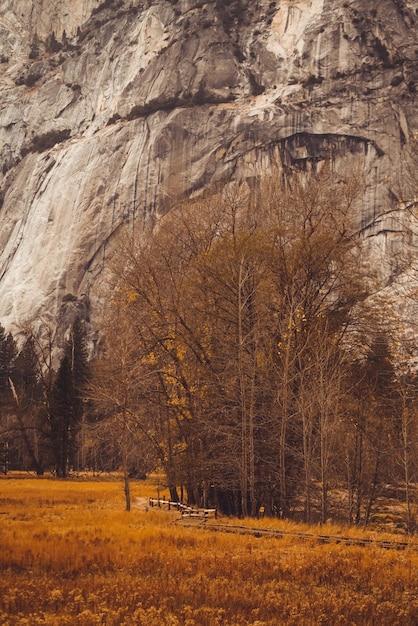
(1, 476, 418, 625)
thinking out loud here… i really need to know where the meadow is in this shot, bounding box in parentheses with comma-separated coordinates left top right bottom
(1, 476, 418, 625)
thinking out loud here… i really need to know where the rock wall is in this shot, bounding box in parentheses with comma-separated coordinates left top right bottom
(1, 0, 418, 343)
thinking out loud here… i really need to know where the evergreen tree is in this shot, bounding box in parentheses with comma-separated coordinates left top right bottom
(14, 336, 42, 403)
(0, 323, 18, 473)
(345, 334, 399, 526)
(13, 336, 46, 474)
(49, 319, 89, 477)
(0, 323, 17, 396)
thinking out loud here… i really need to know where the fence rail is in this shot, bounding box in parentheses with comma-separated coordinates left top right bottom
(177, 520, 418, 551)
(148, 498, 217, 519)
(147, 498, 417, 550)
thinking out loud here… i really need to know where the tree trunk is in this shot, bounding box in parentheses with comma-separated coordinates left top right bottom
(122, 414, 131, 512)
(124, 469, 131, 512)
(363, 454, 380, 529)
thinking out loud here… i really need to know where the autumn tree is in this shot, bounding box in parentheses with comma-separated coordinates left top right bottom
(256, 168, 370, 517)
(394, 368, 418, 533)
(88, 279, 169, 510)
(95, 166, 374, 518)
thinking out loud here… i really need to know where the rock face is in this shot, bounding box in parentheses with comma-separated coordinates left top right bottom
(1, 0, 418, 344)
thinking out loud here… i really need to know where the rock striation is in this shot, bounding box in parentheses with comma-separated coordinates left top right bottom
(1, 0, 418, 344)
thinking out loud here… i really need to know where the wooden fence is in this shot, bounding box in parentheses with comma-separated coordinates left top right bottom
(148, 497, 217, 519)
(148, 498, 417, 550)
(177, 520, 418, 551)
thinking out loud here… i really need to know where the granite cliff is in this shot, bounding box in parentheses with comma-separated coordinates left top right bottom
(1, 0, 418, 345)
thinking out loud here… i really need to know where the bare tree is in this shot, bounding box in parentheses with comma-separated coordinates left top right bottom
(258, 166, 370, 517)
(88, 287, 154, 510)
(93, 166, 373, 518)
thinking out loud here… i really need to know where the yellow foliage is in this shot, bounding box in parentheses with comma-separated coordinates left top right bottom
(125, 290, 138, 303)
(144, 351, 157, 366)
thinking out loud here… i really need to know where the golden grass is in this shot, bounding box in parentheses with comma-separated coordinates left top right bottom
(1, 478, 418, 625)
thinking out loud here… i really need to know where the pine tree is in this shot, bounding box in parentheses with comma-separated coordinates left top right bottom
(13, 336, 46, 474)
(346, 334, 399, 526)
(49, 319, 89, 477)
(0, 324, 18, 473)
(14, 336, 41, 403)
(0, 323, 17, 395)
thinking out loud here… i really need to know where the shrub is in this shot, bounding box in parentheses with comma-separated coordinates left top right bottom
(92, 0, 123, 15)
(127, 98, 179, 120)
(31, 129, 71, 153)
(25, 71, 42, 87)
(374, 37, 393, 67)
(391, 75, 403, 87)
(46, 32, 62, 53)
(303, 74, 324, 87)
(62, 293, 77, 303)
(249, 71, 265, 95)
(107, 112, 121, 125)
